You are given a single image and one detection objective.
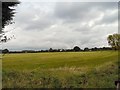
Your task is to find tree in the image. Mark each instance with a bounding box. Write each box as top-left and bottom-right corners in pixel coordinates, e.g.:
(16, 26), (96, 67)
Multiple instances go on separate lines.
(107, 33), (120, 50)
(73, 46), (81, 52)
(2, 49), (9, 54)
(84, 47), (89, 51)
(49, 48), (53, 52)
(0, 1), (20, 42)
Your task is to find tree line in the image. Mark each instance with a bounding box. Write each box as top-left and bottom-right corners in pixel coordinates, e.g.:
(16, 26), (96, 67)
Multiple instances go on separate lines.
(1, 46), (113, 54)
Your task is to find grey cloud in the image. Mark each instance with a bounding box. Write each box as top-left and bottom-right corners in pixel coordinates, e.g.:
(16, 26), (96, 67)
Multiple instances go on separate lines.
(95, 10), (118, 25)
(75, 26), (91, 34)
(3, 2), (118, 50)
(25, 17), (55, 31)
(14, 2), (56, 31)
(54, 2), (117, 23)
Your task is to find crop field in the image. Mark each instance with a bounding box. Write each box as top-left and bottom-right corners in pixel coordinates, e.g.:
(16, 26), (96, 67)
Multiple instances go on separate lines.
(2, 51), (118, 88)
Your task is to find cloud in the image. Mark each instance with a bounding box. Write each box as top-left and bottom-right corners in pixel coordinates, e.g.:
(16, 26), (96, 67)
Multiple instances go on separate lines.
(13, 2), (56, 31)
(3, 2), (118, 50)
(54, 2), (117, 23)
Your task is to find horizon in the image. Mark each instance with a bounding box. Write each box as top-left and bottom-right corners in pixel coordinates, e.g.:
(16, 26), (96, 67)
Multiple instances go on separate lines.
(1, 46), (112, 51)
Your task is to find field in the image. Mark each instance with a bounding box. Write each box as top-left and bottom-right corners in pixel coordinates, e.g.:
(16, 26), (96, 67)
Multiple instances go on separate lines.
(2, 51), (118, 88)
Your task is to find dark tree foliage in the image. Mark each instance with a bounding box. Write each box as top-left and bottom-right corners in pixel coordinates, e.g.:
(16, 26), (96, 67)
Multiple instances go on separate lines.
(2, 1), (19, 30)
(84, 47), (89, 51)
(49, 48), (53, 52)
(73, 46), (81, 52)
(0, 1), (19, 42)
(2, 48), (9, 54)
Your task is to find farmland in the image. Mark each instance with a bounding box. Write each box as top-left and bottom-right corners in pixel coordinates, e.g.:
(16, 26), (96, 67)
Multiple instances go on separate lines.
(2, 51), (118, 88)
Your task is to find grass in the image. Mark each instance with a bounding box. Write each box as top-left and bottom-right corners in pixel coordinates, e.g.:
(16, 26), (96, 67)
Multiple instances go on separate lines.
(2, 51), (118, 88)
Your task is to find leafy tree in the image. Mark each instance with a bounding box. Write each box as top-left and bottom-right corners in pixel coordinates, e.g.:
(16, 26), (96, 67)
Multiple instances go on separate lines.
(84, 47), (89, 51)
(107, 33), (120, 50)
(49, 48), (53, 52)
(2, 49), (9, 54)
(0, 1), (19, 42)
(73, 46), (81, 52)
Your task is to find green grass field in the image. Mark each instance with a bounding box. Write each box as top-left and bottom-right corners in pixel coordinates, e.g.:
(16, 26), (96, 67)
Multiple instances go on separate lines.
(2, 51), (118, 88)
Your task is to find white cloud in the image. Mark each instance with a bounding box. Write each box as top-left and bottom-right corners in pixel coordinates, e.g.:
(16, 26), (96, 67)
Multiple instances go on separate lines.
(3, 2), (118, 50)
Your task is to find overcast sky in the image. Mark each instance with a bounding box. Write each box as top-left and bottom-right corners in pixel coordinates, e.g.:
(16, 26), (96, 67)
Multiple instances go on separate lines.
(3, 1), (118, 50)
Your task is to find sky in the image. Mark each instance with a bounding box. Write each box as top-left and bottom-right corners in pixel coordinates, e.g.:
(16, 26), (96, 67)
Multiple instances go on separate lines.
(3, 1), (118, 51)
